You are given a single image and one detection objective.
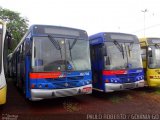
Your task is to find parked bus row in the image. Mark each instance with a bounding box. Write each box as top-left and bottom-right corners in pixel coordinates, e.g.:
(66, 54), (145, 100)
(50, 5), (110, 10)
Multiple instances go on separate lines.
(2, 23), (160, 103)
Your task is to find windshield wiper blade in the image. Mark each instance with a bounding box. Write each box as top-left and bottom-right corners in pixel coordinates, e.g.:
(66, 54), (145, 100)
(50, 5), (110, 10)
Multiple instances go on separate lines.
(113, 40), (122, 52)
(155, 44), (160, 48)
(113, 40), (125, 59)
(48, 34), (61, 50)
(69, 39), (77, 50)
(68, 40), (76, 70)
(48, 34), (62, 58)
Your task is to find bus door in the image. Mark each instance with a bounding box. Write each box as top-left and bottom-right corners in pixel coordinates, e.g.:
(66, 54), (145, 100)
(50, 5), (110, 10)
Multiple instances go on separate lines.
(16, 44), (25, 89)
(141, 46), (147, 81)
(16, 48), (20, 87)
(20, 43), (26, 92)
(91, 44), (103, 90)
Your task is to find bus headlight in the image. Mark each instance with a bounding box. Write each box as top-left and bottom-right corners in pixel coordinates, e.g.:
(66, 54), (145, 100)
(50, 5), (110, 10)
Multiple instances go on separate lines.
(38, 84), (42, 88)
(110, 78), (120, 83)
(136, 76), (144, 81)
(86, 81), (89, 84)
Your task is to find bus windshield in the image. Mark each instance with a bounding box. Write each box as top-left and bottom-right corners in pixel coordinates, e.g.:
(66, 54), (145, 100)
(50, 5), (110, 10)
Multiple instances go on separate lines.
(104, 42), (142, 70)
(148, 45), (160, 68)
(32, 36), (91, 72)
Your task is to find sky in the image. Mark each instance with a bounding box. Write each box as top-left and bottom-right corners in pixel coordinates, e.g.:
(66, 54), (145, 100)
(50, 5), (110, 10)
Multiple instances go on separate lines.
(1, 0), (160, 37)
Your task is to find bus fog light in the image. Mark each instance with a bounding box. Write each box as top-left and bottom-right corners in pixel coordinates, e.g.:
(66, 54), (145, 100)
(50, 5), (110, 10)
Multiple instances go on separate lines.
(45, 84), (48, 88)
(105, 79), (109, 83)
(149, 76), (154, 79)
(31, 84), (35, 89)
(38, 84), (42, 88)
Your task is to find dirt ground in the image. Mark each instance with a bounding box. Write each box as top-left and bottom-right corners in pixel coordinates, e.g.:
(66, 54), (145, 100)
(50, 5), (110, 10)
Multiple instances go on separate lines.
(0, 79), (160, 120)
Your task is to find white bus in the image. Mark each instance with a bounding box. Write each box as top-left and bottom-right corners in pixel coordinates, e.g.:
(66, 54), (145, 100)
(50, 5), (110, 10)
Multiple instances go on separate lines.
(0, 20), (11, 105)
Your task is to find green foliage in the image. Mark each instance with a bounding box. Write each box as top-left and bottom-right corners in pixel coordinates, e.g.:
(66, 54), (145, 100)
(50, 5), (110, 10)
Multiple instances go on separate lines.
(0, 6), (29, 51)
(154, 88), (160, 95)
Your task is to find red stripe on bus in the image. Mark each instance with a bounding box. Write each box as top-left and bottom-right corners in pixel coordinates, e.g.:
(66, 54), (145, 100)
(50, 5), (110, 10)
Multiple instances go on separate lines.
(103, 70), (127, 75)
(30, 72), (62, 79)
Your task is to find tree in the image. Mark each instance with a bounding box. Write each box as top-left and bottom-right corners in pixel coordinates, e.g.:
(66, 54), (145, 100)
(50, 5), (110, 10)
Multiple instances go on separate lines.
(0, 6), (29, 50)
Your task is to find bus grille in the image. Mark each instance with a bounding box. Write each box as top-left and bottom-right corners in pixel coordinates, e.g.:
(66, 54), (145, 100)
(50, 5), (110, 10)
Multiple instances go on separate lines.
(68, 76), (84, 80)
(53, 81), (78, 89)
(116, 73), (139, 83)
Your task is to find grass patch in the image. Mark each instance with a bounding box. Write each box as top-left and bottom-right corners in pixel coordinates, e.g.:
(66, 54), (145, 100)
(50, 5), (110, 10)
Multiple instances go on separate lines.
(109, 96), (125, 103)
(126, 94), (133, 100)
(110, 94), (133, 104)
(154, 88), (160, 95)
(140, 91), (147, 96)
(63, 101), (81, 112)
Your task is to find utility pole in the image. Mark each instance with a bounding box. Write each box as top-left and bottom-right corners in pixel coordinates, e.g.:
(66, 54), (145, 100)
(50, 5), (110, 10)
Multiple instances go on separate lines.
(141, 9), (148, 37)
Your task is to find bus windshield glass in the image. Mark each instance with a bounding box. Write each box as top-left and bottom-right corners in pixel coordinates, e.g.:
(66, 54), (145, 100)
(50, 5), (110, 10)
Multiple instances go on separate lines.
(32, 36), (91, 72)
(148, 45), (160, 68)
(104, 42), (142, 70)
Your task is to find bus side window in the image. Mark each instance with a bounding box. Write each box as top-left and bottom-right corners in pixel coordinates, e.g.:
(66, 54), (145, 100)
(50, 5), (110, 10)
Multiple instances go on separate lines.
(148, 47), (154, 68)
(20, 44), (23, 61)
(25, 38), (31, 55)
(23, 42), (26, 58)
(90, 46), (95, 61)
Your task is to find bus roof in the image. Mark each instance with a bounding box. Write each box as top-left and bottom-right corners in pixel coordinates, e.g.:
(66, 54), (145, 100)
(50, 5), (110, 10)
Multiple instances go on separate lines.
(29, 24), (87, 34)
(139, 37), (160, 46)
(89, 32), (138, 45)
(12, 24), (88, 55)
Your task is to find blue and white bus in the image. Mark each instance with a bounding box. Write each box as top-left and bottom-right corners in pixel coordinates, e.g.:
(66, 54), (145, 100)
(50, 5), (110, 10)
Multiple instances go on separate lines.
(11, 25), (92, 101)
(89, 32), (144, 92)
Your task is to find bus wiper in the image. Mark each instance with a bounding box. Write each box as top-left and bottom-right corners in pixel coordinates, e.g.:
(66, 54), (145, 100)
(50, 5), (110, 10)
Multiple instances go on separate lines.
(48, 35), (62, 58)
(128, 42), (134, 57)
(68, 39), (77, 60)
(68, 41), (73, 60)
(68, 40), (76, 69)
(69, 39), (77, 50)
(48, 35), (61, 50)
(155, 44), (160, 49)
(113, 40), (125, 59)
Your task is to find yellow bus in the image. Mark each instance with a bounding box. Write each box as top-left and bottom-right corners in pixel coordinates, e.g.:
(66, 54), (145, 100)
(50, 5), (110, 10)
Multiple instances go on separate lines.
(139, 38), (160, 87)
(0, 20), (11, 105)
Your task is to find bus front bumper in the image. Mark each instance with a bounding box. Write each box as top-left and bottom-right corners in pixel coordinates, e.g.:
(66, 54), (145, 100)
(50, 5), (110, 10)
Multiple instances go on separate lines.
(30, 84), (92, 101)
(0, 85), (7, 105)
(105, 80), (145, 92)
(147, 79), (160, 87)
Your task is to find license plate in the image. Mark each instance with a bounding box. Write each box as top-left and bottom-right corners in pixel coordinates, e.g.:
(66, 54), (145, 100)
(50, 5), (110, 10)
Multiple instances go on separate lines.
(123, 83), (135, 89)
